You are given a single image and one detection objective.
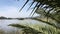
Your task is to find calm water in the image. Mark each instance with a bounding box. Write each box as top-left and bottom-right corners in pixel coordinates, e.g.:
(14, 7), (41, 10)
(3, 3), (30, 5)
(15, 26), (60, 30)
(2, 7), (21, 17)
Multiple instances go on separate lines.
(0, 19), (39, 34)
(0, 19), (21, 34)
(0, 19), (45, 34)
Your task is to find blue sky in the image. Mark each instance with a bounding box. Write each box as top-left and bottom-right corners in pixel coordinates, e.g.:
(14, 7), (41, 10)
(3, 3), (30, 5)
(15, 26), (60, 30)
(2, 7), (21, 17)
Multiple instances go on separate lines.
(0, 0), (38, 18)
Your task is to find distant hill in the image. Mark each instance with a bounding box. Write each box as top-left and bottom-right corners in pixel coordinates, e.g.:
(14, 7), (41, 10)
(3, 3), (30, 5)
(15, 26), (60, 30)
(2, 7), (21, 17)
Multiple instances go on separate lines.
(0, 16), (31, 20)
(0, 16), (24, 20)
(0, 16), (7, 19)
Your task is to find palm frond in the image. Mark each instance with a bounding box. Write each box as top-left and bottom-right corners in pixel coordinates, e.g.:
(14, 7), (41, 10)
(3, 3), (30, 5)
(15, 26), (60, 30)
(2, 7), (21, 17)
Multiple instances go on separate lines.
(19, 0), (29, 12)
(29, 2), (39, 16)
(8, 24), (43, 34)
(26, 1), (35, 11)
(31, 3), (41, 16)
(8, 24), (27, 28)
(30, 18), (60, 29)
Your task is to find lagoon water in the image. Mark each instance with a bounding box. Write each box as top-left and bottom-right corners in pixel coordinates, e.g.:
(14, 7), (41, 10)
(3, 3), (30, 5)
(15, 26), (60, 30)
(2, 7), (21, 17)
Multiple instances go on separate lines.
(0, 19), (39, 34)
(0, 19), (45, 34)
(0, 19), (21, 34)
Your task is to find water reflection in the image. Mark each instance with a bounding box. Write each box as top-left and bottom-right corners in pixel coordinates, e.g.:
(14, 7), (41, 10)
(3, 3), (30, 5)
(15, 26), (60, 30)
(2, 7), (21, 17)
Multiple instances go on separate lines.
(0, 19), (21, 34)
(0, 19), (45, 34)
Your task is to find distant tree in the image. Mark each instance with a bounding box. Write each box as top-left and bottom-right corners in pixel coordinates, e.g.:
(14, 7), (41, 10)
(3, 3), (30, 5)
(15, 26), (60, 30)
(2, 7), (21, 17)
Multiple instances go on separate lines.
(0, 16), (7, 19)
